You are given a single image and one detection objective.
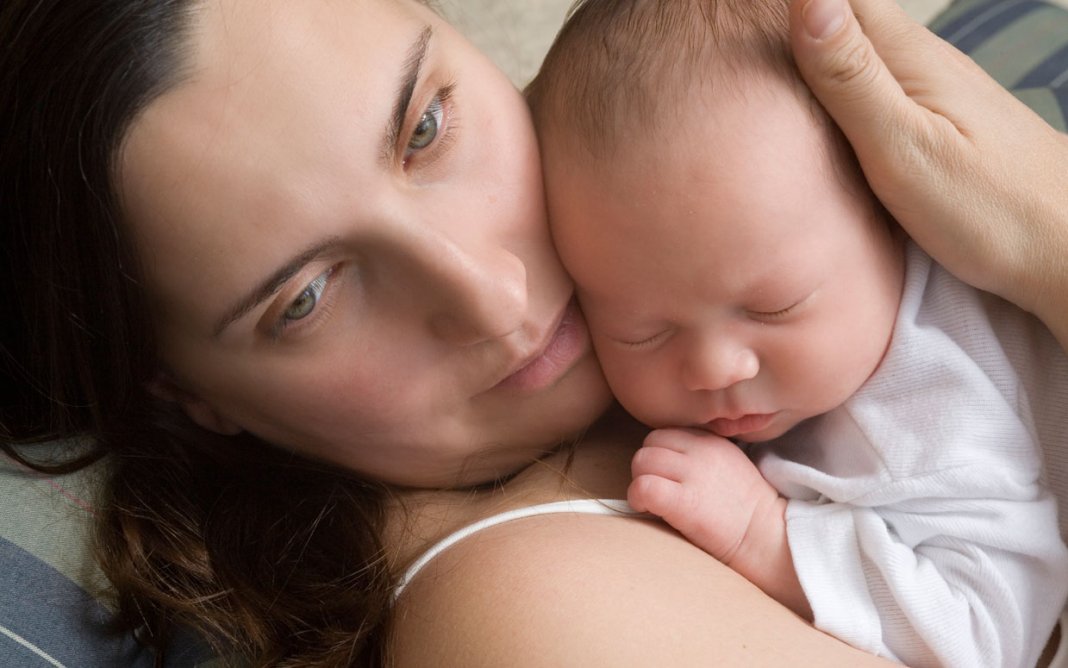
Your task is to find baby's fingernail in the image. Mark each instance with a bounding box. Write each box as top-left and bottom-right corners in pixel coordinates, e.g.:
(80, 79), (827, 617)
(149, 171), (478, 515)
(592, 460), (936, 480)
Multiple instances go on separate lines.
(802, 0), (846, 40)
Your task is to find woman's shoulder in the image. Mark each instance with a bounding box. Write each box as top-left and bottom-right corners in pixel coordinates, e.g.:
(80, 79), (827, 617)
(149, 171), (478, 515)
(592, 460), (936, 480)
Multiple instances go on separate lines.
(389, 506), (896, 667)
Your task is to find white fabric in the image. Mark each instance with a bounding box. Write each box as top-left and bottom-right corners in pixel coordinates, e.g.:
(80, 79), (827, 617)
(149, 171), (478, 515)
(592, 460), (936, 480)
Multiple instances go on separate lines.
(752, 241), (1068, 668)
(393, 498), (638, 601)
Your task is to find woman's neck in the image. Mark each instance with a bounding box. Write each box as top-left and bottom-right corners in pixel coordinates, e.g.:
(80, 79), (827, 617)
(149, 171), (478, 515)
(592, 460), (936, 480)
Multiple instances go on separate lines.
(384, 405), (647, 568)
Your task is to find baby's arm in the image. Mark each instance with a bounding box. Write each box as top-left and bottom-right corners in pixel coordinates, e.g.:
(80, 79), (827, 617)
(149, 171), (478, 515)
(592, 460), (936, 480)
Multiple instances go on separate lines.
(767, 465), (1068, 668)
(627, 428), (812, 619)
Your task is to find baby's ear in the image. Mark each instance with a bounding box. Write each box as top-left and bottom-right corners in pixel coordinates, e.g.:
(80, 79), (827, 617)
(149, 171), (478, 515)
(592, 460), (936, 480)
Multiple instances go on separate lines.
(147, 373), (243, 436)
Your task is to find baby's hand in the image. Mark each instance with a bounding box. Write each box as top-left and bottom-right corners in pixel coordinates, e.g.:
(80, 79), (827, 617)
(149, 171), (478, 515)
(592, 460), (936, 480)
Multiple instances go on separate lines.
(628, 428), (781, 566)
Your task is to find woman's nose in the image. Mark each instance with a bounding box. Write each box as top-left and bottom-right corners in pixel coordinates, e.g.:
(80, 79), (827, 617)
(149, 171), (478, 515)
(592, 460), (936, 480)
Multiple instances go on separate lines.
(422, 238), (528, 346)
(680, 337), (759, 392)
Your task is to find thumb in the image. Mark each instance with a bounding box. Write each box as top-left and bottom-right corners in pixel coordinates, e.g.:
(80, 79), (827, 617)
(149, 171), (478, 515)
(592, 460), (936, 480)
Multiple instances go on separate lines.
(788, 0), (925, 162)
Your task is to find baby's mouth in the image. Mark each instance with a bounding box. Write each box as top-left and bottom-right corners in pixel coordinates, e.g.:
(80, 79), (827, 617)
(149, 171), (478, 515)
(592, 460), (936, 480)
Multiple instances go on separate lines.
(704, 412), (777, 438)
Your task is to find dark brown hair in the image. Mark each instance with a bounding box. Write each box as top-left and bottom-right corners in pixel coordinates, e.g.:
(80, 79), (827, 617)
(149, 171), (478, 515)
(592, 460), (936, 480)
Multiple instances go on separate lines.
(1, 1), (396, 664)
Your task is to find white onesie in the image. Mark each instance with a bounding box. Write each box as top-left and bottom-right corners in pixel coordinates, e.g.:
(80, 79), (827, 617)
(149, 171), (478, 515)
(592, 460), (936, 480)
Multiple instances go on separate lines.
(752, 242), (1068, 668)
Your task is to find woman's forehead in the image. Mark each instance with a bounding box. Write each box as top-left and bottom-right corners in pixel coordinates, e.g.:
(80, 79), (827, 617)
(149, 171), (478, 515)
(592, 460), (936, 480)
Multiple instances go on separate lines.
(122, 0), (433, 191)
(191, 0), (423, 80)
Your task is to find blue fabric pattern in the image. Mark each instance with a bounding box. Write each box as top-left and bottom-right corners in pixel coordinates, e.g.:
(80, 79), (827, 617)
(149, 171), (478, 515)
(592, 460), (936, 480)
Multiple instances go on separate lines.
(932, 0), (1068, 130)
(1, 538), (151, 667)
(935, 0), (1048, 54)
(1016, 42), (1068, 89)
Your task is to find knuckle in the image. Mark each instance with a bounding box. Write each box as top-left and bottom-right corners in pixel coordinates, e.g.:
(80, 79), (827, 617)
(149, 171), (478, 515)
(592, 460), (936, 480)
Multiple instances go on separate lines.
(626, 478), (649, 511)
(643, 428), (679, 450)
(641, 429), (666, 449)
(631, 446), (653, 473)
(825, 36), (883, 93)
(694, 444), (723, 467)
(629, 475), (665, 511)
(632, 445), (671, 476)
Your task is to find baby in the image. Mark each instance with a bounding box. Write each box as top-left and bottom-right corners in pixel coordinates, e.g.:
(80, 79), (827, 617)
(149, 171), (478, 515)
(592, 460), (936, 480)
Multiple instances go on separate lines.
(527, 0), (1068, 666)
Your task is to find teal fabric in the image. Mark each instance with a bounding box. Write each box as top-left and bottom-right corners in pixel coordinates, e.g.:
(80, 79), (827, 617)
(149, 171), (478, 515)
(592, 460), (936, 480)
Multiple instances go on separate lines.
(2, 537), (159, 667)
(929, 0), (1068, 131)
(0, 449), (214, 667)
(2, 1), (1066, 665)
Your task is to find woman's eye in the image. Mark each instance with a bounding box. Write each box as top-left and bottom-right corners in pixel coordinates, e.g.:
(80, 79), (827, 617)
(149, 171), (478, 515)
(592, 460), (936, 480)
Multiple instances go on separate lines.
(408, 97), (444, 152)
(401, 84), (456, 167)
(283, 269), (331, 323)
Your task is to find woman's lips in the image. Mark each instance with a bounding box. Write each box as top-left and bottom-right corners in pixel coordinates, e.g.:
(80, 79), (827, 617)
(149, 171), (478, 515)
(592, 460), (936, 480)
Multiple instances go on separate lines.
(706, 412), (776, 438)
(493, 300), (588, 392)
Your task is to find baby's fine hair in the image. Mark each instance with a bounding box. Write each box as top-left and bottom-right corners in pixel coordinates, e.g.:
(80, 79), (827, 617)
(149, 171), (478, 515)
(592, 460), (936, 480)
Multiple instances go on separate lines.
(527, 0), (804, 158)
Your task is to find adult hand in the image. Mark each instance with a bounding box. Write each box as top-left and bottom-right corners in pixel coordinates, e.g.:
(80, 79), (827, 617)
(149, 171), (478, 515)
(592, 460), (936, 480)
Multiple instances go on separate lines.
(789, 0), (1068, 351)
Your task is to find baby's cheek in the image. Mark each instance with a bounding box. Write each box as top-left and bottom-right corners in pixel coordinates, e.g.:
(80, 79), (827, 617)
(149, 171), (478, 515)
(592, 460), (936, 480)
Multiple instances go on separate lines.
(600, 354), (671, 425)
(589, 343), (629, 392)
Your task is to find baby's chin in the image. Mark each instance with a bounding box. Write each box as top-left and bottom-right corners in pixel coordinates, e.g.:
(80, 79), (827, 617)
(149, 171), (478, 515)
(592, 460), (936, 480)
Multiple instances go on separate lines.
(731, 424), (792, 444)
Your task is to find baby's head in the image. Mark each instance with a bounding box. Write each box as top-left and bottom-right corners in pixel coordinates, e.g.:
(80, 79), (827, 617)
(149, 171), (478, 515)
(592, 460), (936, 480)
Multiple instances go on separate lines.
(528, 0), (904, 441)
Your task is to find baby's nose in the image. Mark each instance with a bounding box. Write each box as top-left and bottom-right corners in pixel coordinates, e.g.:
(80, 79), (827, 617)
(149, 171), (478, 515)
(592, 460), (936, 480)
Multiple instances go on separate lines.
(680, 340), (759, 392)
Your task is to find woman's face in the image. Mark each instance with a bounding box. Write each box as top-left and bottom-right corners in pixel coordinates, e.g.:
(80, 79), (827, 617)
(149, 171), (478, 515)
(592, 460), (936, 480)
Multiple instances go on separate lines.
(119, 0), (610, 487)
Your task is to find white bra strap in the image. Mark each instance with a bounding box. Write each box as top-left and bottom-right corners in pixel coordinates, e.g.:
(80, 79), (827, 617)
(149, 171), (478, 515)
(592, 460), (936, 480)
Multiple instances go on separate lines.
(393, 498), (639, 601)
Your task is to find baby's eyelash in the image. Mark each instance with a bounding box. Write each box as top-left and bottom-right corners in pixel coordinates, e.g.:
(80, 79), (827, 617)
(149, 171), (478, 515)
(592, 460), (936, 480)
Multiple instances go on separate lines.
(751, 305), (796, 318)
(749, 295), (810, 320)
(618, 330), (669, 349)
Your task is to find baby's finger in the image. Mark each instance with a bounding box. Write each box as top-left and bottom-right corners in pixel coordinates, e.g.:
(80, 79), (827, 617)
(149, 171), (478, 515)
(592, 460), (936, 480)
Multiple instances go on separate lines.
(629, 475), (730, 558)
(642, 427), (727, 454)
(631, 442), (692, 483)
(627, 474), (684, 517)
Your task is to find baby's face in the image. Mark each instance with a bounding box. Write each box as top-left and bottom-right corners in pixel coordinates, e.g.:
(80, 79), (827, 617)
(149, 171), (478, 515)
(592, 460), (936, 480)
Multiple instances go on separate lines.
(545, 78), (904, 441)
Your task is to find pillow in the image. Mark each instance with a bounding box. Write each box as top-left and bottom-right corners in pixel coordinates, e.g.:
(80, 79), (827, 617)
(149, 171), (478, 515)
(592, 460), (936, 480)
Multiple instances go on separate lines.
(3, 1), (1066, 665)
(0, 446), (213, 666)
(929, 0), (1068, 131)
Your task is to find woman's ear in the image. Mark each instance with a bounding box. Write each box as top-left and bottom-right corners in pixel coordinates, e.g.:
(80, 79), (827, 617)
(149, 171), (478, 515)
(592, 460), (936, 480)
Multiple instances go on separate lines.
(147, 373), (243, 436)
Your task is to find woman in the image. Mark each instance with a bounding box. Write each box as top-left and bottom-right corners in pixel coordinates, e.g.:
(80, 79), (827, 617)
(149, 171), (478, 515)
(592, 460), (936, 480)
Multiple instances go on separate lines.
(1, 0), (1065, 666)
(0, 0), (894, 663)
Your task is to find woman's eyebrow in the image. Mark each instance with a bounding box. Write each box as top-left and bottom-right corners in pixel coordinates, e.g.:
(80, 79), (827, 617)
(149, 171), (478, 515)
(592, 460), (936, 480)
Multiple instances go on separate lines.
(213, 237), (342, 338)
(381, 25), (434, 165)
